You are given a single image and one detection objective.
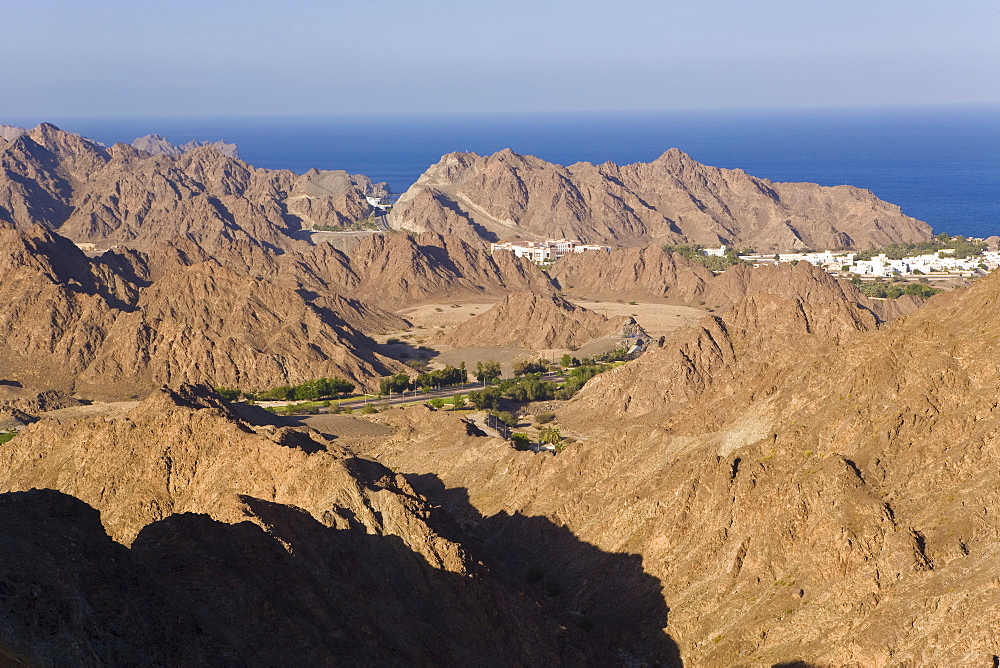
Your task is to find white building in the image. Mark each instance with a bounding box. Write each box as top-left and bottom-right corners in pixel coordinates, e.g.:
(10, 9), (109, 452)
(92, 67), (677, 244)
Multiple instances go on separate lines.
(491, 238), (611, 263)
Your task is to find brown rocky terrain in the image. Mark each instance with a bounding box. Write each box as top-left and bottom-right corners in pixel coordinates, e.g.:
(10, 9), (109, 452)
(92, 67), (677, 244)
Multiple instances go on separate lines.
(550, 246), (922, 322)
(549, 245), (715, 303)
(348, 265), (1000, 665)
(0, 123), (384, 255)
(0, 385), (606, 665)
(442, 290), (645, 350)
(3, 119), (991, 665)
(390, 148), (932, 250)
(0, 222), (405, 397)
(131, 133), (240, 159)
(346, 232), (555, 308)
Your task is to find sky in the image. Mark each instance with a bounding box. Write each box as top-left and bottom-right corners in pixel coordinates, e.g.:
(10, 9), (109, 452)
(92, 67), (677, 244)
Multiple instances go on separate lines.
(2, 0), (998, 117)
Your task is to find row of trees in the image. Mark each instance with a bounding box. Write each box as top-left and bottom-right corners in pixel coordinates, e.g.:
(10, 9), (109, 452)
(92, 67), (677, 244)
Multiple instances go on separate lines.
(850, 276), (944, 300)
(380, 364), (469, 395)
(215, 376), (355, 402)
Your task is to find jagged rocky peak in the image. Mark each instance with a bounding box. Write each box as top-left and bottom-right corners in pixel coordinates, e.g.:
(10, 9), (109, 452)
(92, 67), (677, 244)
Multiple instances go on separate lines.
(131, 133), (239, 159)
(0, 124), (26, 141)
(391, 147), (932, 250)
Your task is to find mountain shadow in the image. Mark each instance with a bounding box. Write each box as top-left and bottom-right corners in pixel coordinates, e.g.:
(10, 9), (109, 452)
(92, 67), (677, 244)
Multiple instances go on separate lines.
(401, 471), (683, 667)
(0, 488), (610, 666)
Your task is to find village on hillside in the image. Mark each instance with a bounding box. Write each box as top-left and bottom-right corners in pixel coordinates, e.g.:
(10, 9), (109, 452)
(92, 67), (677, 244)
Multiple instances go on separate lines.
(491, 235), (1000, 281)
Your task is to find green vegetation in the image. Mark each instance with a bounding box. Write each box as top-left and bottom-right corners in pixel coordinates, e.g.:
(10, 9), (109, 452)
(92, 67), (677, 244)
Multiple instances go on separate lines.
(534, 412), (556, 424)
(855, 280), (944, 300)
(510, 432), (533, 451)
(313, 216), (380, 232)
(216, 377), (354, 402)
(415, 364), (467, 390)
(427, 397), (447, 409)
(556, 364), (613, 399)
(538, 425), (561, 446)
(475, 360), (502, 383)
(513, 359), (548, 376)
(560, 353), (578, 367)
(662, 244), (748, 271)
(854, 233), (987, 261)
(213, 386), (241, 401)
(379, 373), (412, 395)
(0, 433), (15, 445)
(487, 410), (518, 427)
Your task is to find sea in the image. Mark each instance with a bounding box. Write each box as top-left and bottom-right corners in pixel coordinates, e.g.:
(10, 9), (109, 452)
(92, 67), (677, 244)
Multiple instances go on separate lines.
(18, 106), (999, 239)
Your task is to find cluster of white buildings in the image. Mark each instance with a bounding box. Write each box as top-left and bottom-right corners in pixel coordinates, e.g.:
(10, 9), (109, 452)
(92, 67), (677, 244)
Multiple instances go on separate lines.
(490, 238), (612, 263)
(734, 247), (1000, 278)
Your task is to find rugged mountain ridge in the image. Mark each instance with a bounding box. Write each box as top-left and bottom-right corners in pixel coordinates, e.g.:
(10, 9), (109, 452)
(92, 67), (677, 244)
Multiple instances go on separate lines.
(131, 133), (240, 159)
(442, 290), (645, 350)
(348, 265), (1000, 665)
(390, 148), (932, 250)
(0, 222), (405, 397)
(0, 385), (605, 665)
(549, 245), (715, 302)
(0, 123), (385, 253)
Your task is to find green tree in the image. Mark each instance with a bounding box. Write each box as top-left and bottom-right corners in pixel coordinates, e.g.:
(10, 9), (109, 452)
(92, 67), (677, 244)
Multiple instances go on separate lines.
(509, 433), (533, 451)
(214, 387), (241, 401)
(475, 360), (502, 383)
(538, 425), (562, 446)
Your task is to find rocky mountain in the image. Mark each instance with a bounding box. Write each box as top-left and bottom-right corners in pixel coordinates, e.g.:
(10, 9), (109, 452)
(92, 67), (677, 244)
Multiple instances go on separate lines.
(549, 245), (715, 303)
(390, 148), (932, 250)
(348, 265), (1000, 665)
(0, 385), (604, 665)
(0, 124), (25, 141)
(0, 222), (405, 397)
(346, 232), (556, 308)
(131, 133), (239, 159)
(0, 123), (384, 254)
(442, 291), (645, 350)
(549, 245), (922, 323)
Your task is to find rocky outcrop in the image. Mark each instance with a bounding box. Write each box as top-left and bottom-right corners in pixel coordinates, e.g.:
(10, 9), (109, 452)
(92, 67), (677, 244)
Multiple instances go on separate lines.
(390, 148), (932, 250)
(347, 233), (556, 308)
(549, 245), (714, 302)
(0, 124), (25, 141)
(75, 261), (405, 398)
(443, 291), (645, 350)
(0, 386), (604, 665)
(0, 223), (405, 397)
(132, 133), (239, 159)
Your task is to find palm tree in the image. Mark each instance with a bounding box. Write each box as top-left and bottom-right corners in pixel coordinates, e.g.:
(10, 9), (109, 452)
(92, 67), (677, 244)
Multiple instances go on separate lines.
(538, 425), (561, 447)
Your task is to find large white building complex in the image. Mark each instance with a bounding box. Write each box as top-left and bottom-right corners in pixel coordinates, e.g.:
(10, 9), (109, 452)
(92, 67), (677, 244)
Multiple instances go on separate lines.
(490, 238), (612, 263)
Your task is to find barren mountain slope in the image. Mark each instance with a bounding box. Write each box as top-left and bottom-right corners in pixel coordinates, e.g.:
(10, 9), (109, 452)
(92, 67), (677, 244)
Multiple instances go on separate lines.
(0, 224), (406, 398)
(549, 245), (715, 302)
(442, 290), (645, 350)
(347, 232), (556, 308)
(351, 268), (1000, 665)
(0, 124), (384, 253)
(75, 261), (406, 398)
(390, 148), (932, 250)
(0, 386), (603, 665)
(698, 260), (923, 321)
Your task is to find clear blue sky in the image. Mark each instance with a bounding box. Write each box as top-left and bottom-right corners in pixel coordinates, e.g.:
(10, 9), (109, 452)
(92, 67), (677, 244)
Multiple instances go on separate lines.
(2, 0), (997, 117)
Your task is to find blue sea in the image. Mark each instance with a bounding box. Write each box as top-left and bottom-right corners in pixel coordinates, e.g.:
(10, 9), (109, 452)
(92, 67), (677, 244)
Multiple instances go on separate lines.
(17, 106), (999, 238)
